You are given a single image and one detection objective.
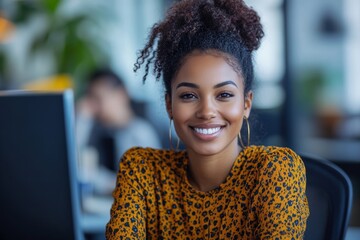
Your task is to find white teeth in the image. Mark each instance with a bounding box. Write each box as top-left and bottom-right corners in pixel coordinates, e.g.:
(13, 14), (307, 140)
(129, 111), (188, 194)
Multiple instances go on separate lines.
(194, 127), (221, 135)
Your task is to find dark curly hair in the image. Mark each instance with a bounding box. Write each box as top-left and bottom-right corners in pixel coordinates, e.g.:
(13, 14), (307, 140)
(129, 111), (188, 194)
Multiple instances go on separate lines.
(134, 0), (264, 95)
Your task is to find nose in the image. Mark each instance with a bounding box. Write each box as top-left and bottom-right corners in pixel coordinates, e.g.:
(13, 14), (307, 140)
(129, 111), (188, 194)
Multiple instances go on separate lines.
(195, 97), (216, 120)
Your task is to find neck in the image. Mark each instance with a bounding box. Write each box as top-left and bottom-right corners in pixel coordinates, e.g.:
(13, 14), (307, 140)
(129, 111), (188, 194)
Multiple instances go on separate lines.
(187, 142), (241, 192)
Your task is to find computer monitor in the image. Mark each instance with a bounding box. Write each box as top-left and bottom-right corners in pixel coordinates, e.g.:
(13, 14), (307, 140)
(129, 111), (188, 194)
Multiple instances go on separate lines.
(0, 90), (83, 240)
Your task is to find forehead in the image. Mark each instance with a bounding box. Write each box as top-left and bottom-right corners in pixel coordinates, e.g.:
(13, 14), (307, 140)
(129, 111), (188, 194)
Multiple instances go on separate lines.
(173, 53), (244, 88)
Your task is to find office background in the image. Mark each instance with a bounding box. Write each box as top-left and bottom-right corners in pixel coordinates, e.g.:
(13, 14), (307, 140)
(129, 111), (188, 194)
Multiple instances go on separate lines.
(1, 0), (359, 239)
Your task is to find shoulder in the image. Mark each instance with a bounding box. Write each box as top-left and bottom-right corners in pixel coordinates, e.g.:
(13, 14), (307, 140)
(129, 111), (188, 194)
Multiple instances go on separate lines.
(244, 145), (305, 178)
(120, 147), (172, 167)
(245, 145), (303, 164)
(119, 147), (185, 180)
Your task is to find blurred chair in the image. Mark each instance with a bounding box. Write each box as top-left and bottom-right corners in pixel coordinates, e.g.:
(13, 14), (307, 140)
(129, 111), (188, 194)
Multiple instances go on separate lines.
(301, 154), (353, 240)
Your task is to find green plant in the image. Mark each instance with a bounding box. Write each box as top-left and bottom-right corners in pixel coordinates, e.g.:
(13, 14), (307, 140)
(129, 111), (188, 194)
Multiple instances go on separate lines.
(0, 0), (109, 93)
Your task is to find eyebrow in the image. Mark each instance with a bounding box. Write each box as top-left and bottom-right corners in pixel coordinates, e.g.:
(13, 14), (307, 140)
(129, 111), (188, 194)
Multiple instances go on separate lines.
(176, 80), (238, 90)
(176, 82), (199, 89)
(214, 80), (238, 89)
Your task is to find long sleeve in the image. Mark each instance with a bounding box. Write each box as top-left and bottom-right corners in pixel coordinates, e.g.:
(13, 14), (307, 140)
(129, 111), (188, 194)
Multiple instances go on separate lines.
(106, 149), (147, 239)
(252, 147), (309, 239)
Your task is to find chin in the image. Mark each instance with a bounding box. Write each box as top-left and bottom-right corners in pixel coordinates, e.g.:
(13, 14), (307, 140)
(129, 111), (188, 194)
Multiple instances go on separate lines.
(185, 142), (229, 156)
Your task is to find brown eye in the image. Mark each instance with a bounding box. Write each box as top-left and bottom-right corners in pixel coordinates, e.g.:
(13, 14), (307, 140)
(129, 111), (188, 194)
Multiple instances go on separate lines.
(217, 92), (234, 99)
(180, 93), (197, 100)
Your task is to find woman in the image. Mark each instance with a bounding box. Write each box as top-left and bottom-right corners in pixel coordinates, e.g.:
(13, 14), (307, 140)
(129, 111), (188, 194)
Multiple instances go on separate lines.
(106, 0), (309, 239)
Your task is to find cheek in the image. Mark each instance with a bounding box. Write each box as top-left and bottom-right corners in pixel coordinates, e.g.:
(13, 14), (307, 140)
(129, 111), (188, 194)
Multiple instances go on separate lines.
(219, 95), (245, 119)
(223, 104), (244, 136)
(224, 103), (244, 121)
(171, 100), (193, 124)
(170, 100), (196, 141)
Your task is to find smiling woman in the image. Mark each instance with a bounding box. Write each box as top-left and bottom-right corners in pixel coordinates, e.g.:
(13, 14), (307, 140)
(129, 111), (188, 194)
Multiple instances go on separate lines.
(168, 53), (249, 161)
(106, 0), (309, 239)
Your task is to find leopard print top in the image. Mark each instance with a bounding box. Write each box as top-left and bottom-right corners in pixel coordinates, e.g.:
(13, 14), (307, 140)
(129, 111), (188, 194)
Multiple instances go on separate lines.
(106, 145), (309, 239)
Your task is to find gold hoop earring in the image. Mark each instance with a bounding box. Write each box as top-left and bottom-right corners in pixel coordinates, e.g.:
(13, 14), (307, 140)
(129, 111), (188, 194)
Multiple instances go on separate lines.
(238, 116), (250, 148)
(169, 119), (180, 151)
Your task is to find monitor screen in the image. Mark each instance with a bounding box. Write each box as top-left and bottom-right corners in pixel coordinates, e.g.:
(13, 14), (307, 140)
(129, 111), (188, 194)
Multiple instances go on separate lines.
(0, 90), (83, 240)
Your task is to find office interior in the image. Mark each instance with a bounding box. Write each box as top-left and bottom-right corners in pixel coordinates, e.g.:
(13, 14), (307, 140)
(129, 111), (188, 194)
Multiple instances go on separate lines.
(0, 0), (359, 239)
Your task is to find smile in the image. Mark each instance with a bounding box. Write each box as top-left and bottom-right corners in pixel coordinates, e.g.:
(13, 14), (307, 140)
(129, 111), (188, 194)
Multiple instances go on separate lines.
(193, 127), (221, 135)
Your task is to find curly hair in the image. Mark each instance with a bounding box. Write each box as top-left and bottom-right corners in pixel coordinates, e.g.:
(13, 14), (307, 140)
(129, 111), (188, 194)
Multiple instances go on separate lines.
(134, 0), (264, 95)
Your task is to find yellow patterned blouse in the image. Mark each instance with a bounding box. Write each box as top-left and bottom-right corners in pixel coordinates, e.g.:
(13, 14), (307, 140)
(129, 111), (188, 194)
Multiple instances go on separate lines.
(106, 146), (309, 239)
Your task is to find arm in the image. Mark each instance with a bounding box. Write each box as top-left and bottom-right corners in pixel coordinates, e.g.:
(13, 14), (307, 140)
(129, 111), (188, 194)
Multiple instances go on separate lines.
(106, 149), (147, 239)
(253, 147), (309, 239)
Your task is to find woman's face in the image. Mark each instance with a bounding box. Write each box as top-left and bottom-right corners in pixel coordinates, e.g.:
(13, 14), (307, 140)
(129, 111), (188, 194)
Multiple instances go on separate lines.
(166, 53), (253, 156)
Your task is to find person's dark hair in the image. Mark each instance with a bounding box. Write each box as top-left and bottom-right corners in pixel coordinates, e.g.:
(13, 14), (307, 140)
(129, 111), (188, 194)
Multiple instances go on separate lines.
(134, 0), (264, 95)
(87, 68), (125, 90)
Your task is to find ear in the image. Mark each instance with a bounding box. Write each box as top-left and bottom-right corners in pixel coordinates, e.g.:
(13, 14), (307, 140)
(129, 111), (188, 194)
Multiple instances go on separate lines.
(244, 91), (253, 118)
(165, 93), (172, 119)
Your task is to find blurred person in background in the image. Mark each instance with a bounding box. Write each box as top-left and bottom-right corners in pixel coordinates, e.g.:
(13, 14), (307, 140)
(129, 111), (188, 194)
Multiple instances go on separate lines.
(76, 68), (161, 197)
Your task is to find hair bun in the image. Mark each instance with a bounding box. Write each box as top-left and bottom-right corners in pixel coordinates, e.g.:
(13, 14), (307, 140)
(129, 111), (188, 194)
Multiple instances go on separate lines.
(165, 0), (264, 51)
